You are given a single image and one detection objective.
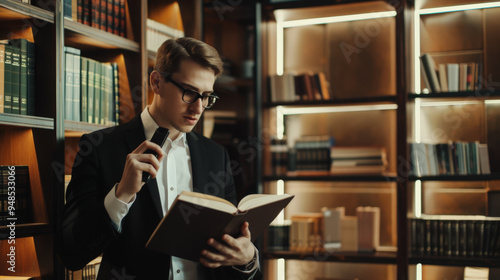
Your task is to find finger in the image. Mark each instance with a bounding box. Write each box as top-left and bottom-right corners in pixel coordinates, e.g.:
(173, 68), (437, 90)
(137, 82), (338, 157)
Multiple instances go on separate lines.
(241, 222), (251, 240)
(133, 140), (165, 157)
(199, 256), (222, 268)
(207, 238), (235, 258)
(135, 153), (162, 173)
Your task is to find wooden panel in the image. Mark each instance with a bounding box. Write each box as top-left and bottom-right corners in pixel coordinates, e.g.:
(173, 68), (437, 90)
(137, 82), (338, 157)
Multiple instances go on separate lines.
(328, 17), (396, 98)
(0, 127), (48, 224)
(419, 102), (486, 143)
(484, 8), (500, 89)
(283, 24), (327, 75)
(0, 237), (40, 276)
(420, 9), (483, 53)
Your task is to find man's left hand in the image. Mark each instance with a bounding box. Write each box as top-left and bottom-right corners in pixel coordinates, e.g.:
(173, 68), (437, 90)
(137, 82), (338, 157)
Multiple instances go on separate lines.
(200, 221), (255, 268)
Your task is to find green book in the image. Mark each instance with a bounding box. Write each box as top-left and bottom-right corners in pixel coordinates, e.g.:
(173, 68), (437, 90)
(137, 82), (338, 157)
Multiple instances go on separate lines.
(72, 49), (81, 122)
(10, 39), (28, 115)
(26, 40), (35, 116)
(87, 58), (95, 123)
(10, 45), (20, 114)
(81, 57), (88, 123)
(112, 62), (119, 124)
(3, 45), (12, 114)
(93, 60), (101, 124)
(99, 63), (106, 125)
(0, 44), (5, 113)
(105, 63), (113, 125)
(64, 51), (73, 121)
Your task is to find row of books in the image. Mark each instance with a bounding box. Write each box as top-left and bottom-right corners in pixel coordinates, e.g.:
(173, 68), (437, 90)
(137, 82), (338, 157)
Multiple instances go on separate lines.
(270, 136), (387, 176)
(409, 142), (490, 177)
(0, 166), (32, 226)
(64, 47), (120, 125)
(268, 72), (331, 103)
(268, 206), (381, 253)
(421, 53), (482, 93)
(0, 39), (35, 116)
(65, 256), (101, 280)
(65, 0), (126, 37)
(410, 215), (500, 258)
(146, 18), (184, 53)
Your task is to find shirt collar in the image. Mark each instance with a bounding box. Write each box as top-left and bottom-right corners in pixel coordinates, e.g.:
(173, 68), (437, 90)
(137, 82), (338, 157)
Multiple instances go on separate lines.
(140, 107), (187, 149)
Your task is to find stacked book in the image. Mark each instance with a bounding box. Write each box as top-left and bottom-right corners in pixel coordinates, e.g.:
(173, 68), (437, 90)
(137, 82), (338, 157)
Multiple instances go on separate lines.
(420, 53), (481, 93)
(268, 72), (331, 103)
(64, 46), (120, 125)
(269, 137), (288, 176)
(287, 135), (335, 175)
(267, 222), (291, 251)
(65, 0), (126, 37)
(0, 166), (32, 226)
(411, 215), (500, 258)
(410, 142), (490, 176)
(0, 39), (35, 116)
(330, 146), (387, 175)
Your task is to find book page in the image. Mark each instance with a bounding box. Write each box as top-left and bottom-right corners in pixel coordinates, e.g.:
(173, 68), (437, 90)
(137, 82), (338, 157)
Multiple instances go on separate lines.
(238, 194), (293, 211)
(179, 191), (237, 213)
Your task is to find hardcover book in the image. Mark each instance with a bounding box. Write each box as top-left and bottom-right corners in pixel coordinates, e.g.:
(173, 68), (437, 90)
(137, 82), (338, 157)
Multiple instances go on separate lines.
(146, 191), (294, 261)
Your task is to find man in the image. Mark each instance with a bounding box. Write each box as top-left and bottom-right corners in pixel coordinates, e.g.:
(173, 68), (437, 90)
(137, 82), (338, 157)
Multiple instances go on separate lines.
(58, 37), (261, 279)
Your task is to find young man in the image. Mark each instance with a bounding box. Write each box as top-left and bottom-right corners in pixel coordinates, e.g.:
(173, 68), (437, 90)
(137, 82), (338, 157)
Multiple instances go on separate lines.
(58, 38), (261, 279)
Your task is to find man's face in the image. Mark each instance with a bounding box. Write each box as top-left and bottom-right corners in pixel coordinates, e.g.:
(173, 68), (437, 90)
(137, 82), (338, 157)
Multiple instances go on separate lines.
(150, 59), (216, 139)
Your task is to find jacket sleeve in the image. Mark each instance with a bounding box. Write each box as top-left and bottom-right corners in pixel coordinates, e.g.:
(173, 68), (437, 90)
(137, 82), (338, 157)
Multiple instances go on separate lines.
(56, 133), (119, 271)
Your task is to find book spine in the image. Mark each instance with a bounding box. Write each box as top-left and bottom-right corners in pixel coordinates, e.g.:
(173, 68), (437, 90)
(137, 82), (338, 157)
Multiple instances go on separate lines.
(64, 50), (74, 121)
(112, 0), (120, 35)
(83, 0), (91, 26)
(73, 52), (81, 122)
(0, 44), (4, 113)
(64, 0), (72, 19)
(93, 60), (101, 124)
(3, 45), (12, 114)
(106, 0), (113, 33)
(119, 0), (125, 37)
(10, 45), (20, 114)
(112, 62), (119, 124)
(91, 0), (100, 29)
(81, 57), (88, 122)
(12, 40), (28, 115)
(99, 63), (106, 125)
(99, 0), (107, 31)
(77, 0), (83, 23)
(87, 59), (95, 123)
(26, 41), (35, 116)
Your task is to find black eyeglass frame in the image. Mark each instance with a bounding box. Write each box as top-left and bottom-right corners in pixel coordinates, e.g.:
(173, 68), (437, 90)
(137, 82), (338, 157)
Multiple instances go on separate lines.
(163, 75), (219, 109)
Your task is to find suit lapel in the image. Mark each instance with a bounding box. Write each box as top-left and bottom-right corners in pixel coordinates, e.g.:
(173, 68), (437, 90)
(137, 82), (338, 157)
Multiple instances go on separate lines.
(187, 132), (206, 194)
(125, 115), (163, 219)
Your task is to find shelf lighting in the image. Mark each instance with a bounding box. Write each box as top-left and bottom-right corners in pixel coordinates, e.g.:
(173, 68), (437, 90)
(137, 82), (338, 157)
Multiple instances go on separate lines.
(418, 2), (500, 15)
(276, 180), (285, 224)
(276, 11), (397, 75)
(278, 258), (286, 280)
(414, 180), (421, 218)
(280, 104), (397, 115)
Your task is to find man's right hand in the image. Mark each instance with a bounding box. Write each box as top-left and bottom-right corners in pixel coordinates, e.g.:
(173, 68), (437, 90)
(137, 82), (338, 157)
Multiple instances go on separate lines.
(116, 140), (165, 203)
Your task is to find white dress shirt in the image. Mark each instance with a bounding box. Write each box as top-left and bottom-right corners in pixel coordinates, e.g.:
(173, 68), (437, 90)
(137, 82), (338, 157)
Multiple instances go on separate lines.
(104, 107), (257, 279)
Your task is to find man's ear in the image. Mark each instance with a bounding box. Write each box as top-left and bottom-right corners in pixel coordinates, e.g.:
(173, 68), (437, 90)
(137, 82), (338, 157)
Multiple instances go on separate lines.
(150, 70), (161, 93)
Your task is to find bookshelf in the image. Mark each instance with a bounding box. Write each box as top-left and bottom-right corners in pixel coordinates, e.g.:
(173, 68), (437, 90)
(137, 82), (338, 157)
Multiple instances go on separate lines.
(258, 0), (500, 279)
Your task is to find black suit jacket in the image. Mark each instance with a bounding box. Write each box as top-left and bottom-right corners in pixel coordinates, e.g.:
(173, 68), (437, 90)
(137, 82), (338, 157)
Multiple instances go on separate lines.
(58, 115), (261, 280)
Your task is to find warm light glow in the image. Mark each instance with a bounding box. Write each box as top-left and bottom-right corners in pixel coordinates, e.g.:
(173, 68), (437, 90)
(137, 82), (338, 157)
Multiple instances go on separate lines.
(276, 180), (285, 224)
(485, 99), (500, 105)
(416, 263), (423, 280)
(415, 180), (421, 218)
(415, 98), (421, 143)
(276, 11), (396, 76)
(281, 104), (397, 115)
(280, 11), (397, 28)
(419, 100), (483, 107)
(418, 2), (500, 15)
(413, 8), (421, 94)
(277, 106), (284, 139)
(278, 258), (286, 280)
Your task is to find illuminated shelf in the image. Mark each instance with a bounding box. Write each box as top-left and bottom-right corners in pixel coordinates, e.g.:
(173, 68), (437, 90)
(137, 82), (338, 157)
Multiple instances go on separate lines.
(410, 256), (500, 267)
(265, 250), (398, 264)
(0, 0), (53, 22)
(264, 173), (398, 182)
(409, 173), (500, 182)
(409, 90), (500, 100)
(264, 95), (397, 108)
(0, 113), (54, 129)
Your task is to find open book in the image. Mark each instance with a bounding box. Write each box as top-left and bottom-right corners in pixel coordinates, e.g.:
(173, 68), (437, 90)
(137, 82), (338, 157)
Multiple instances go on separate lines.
(146, 191), (294, 261)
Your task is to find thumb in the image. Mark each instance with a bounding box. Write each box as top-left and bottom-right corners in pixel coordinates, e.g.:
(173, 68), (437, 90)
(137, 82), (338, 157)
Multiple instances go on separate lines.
(241, 222), (251, 239)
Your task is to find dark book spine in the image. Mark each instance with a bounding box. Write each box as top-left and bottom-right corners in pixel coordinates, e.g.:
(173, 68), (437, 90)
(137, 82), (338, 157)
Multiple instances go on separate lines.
(77, 0), (83, 23)
(112, 0), (120, 35)
(0, 44), (5, 114)
(91, 0), (100, 28)
(26, 41), (35, 116)
(119, 0), (125, 37)
(87, 59), (95, 123)
(10, 45), (20, 114)
(106, 0), (113, 33)
(3, 45), (12, 114)
(99, 0), (107, 31)
(93, 61), (101, 124)
(11, 39), (28, 115)
(82, 0), (90, 26)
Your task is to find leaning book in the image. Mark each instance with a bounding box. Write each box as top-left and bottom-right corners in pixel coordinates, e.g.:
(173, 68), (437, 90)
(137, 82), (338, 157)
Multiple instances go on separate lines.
(146, 191), (294, 261)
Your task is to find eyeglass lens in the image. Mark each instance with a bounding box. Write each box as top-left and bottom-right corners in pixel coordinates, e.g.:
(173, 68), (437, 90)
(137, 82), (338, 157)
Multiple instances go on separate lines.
(183, 90), (217, 108)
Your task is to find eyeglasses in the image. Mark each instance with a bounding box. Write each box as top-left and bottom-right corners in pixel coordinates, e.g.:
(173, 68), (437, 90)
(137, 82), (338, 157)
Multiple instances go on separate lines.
(165, 77), (219, 109)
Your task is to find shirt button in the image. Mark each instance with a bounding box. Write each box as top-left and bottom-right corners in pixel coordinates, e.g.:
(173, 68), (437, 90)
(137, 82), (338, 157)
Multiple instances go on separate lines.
(176, 269), (181, 274)
(170, 187), (174, 191)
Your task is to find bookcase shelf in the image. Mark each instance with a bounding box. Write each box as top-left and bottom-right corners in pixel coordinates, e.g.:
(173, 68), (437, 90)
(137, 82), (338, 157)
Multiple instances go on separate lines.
(64, 120), (114, 134)
(264, 174), (398, 182)
(409, 174), (500, 182)
(0, 114), (54, 130)
(0, 223), (51, 240)
(409, 256), (500, 268)
(264, 95), (398, 107)
(264, 250), (398, 264)
(0, 0), (53, 22)
(64, 20), (140, 52)
(409, 90), (500, 100)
